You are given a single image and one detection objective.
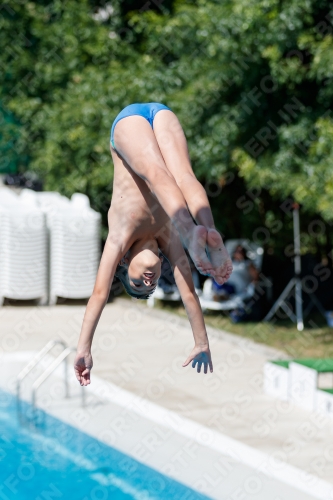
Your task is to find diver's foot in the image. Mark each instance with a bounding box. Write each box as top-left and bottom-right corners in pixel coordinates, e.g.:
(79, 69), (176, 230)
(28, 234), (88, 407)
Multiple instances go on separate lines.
(187, 225), (214, 276)
(206, 228), (233, 285)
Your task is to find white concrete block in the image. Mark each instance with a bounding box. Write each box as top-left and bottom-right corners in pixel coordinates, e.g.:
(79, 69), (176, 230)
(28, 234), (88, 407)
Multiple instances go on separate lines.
(263, 361), (290, 401)
(316, 389), (333, 416)
(290, 362), (317, 411)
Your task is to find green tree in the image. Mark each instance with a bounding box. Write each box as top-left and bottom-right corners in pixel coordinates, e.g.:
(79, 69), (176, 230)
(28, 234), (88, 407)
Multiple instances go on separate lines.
(130, 0), (333, 220)
(1, 0), (333, 252)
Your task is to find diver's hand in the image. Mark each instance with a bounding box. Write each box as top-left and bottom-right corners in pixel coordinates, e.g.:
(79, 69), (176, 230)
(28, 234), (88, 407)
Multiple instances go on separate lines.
(182, 344), (213, 374)
(74, 350), (93, 386)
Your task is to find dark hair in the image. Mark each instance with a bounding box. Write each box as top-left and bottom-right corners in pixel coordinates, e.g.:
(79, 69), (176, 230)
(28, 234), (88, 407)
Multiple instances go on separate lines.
(233, 245), (247, 259)
(115, 265), (156, 300)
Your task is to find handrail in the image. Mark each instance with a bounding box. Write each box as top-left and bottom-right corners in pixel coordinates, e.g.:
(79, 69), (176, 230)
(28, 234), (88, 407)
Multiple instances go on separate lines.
(16, 340), (67, 401)
(32, 348), (85, 409)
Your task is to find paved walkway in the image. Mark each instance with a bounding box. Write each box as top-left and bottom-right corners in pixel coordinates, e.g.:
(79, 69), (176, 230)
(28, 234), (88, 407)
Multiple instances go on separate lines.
(1, 298), (333, 498)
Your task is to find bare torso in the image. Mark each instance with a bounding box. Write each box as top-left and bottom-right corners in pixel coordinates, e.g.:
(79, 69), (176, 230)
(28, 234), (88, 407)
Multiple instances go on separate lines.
(108, 148), (170, 254)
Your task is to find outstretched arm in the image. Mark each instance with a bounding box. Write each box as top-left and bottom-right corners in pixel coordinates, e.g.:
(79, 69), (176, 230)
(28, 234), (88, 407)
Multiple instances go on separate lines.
(159, 229), (213, 374)
(74, 234), (123, 385)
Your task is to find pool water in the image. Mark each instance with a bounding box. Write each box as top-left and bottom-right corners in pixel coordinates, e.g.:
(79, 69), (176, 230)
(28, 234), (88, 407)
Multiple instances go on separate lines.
(0, 390), (210, 500)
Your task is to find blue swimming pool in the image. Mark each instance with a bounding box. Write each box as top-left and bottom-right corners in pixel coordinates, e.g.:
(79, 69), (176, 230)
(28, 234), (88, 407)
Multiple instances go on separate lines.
(0, 389), (210, 500)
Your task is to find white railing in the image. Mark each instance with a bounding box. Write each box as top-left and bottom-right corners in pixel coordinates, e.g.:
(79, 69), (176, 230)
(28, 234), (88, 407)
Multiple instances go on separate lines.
(16, 340), (85, 412)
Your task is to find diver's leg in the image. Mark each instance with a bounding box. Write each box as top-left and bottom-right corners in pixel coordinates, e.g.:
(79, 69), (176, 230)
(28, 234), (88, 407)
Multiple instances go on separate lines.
(153, 110), (232, 284)
(153, 110), (214, 228)
(112, 116), (213, 276)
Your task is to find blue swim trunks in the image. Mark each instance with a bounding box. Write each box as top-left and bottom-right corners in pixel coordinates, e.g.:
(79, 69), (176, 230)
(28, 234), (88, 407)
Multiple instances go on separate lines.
(110, 102), (171, 150)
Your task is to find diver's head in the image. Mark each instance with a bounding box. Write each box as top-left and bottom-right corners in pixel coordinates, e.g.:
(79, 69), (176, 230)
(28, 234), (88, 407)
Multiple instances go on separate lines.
(116, 238), (162, 299)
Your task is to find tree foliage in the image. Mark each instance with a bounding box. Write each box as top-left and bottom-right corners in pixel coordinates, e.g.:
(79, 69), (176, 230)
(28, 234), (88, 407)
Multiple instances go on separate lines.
(1, 0), (333, 249)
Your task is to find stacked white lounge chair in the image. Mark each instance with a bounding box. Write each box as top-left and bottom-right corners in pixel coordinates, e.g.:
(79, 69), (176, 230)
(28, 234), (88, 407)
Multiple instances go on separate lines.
(0, 188), (48, 305)
(0, 188), (100, 305)
(20, 190), (101, 305)
(47, 193), (101, 304)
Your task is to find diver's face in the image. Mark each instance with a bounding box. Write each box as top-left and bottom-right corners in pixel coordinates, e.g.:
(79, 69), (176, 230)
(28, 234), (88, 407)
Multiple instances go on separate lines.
(128, 249), (162, 292)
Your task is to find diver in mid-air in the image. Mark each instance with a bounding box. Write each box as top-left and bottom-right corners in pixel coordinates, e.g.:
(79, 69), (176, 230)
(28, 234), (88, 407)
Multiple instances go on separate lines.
(74, 103), (232, 385)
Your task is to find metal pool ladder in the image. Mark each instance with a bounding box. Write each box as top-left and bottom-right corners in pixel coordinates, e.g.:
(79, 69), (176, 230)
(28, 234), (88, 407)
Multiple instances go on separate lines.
(16, 340), (85, 410)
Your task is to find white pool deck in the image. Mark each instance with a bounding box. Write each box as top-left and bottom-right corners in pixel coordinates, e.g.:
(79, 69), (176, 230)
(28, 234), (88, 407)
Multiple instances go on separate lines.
(1, 298), (333, 500)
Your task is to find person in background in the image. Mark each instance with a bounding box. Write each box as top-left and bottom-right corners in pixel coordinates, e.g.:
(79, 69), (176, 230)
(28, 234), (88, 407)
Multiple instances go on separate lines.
(204, 244), (259, 302)
(228, 245), (259, 295)
(228, 245), (261, 322)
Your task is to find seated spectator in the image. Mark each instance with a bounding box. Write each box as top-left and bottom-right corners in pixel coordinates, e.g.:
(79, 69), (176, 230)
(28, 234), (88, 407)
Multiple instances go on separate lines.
(203, 245), (259, 302)
(228, 245), (259, 295)
(229, 245), (263, 322)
